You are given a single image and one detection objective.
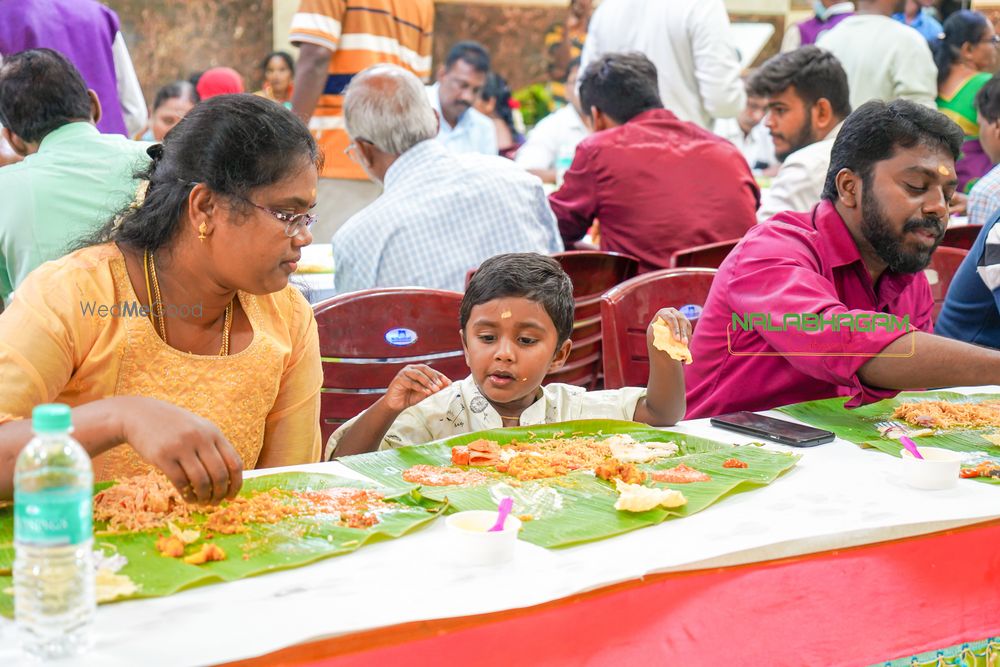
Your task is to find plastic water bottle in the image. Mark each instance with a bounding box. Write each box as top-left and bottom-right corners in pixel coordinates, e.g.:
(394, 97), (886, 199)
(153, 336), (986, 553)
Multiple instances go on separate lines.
(14, 404), (95, 658)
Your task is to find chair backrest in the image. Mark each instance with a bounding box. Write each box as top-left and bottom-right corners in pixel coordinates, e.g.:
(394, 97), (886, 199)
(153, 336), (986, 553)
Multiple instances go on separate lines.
(543, 250), (639, 389)
(314, 288), (467, 453)
(669, 239), (740, 269)
(600, 268), (718, 390)
(941, 224), (983, 251)
(925, 246), (968, 323)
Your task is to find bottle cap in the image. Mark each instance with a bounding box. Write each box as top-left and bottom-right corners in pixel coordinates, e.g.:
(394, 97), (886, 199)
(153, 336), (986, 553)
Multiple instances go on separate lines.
(32, 403), (72, 433)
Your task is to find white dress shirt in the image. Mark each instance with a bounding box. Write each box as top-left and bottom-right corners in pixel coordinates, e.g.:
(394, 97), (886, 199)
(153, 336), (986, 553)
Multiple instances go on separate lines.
(514, 105), (589, 172)
(426, 83), (498, 155)
(580, 0), (745, 128)
(817, 14), (937, 110)
(713, 117), (778, 173)
(332, 140), (562, 294)
(757, 121), (844, 223)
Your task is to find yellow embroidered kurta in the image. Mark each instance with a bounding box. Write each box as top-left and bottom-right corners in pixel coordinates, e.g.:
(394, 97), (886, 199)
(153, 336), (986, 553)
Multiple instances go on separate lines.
(0, 244), (322, 480)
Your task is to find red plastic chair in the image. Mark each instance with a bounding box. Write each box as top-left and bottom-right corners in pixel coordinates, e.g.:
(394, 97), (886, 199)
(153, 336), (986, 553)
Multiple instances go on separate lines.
(313, 288), (468, 456)
(940, 224), (983, 251)
(925, 247), (968, 323)
(669, 239), (740, 269)
(600, 268), (717, 390)
(543, 250), (640, 389)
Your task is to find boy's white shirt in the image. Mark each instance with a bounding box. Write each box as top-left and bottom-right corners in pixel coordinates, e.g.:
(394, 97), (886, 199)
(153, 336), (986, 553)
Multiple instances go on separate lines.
(326, 375), (647, 460)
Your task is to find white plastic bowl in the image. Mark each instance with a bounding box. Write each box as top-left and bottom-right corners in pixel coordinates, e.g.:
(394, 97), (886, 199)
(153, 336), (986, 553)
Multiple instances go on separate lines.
(900, 446), (963, 490)
(445, 510), (522, 566)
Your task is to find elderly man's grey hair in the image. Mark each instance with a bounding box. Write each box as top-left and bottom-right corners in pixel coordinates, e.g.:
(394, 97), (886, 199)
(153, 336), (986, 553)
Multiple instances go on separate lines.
(343, 64), (439, 155)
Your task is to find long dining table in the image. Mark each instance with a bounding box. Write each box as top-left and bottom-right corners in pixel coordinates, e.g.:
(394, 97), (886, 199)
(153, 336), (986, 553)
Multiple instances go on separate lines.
(2, 388), (999, 667)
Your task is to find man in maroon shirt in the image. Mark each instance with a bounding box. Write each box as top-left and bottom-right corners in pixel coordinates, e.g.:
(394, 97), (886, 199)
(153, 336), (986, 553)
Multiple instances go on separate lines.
(687, 99), (1000, 419)
(549, 52), (759, 273)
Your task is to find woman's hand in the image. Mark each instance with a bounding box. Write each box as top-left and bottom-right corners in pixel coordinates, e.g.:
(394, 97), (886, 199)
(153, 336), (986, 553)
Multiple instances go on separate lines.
(380, 364), (452, 413)
(117, 397), (243, 505)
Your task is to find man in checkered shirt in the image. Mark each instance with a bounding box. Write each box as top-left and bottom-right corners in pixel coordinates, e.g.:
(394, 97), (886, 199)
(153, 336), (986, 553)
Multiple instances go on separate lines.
(331, 64), (562, 294)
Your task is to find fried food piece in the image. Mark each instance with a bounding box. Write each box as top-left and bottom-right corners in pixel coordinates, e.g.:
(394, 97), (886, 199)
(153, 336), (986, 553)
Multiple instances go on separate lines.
(155, 535), (185, 558)
(613, 479), (687, 512)
(652, 316), (692, 364)
(594, 459), (647, 484)
(451, 445), (470, 466)
(467, 439), (501, 466)
(722, 458), (749, 469)
(183, 543), (227, 565)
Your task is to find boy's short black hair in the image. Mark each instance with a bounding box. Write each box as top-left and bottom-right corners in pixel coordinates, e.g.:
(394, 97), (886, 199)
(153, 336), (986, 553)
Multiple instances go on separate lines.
(0, 48), (92, 143)
(747, 46), (851, 120)
(444, 41), (491, 74)
(578, 52), (662, 125)
(822, 99), (963, 201)
(976, 73), (1000, 124)
(461, 253), (575, 345)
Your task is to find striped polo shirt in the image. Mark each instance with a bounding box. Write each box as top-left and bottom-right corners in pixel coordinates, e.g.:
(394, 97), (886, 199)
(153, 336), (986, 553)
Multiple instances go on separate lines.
(290, 0), (435, 179)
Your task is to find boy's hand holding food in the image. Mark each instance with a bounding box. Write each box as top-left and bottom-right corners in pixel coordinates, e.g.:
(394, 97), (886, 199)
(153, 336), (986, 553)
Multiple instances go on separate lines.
(648, 308), (693, 364)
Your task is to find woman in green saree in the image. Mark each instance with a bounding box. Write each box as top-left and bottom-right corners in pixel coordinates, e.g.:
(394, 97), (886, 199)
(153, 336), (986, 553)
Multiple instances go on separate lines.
(933, 10), (1000, 192)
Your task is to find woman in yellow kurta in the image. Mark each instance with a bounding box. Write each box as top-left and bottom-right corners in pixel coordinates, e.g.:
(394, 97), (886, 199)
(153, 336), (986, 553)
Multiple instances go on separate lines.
(0, 94), (322, 504)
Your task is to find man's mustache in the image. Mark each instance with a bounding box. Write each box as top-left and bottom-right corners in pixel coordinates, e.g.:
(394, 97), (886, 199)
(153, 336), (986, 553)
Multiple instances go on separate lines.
(903, 217), (944, 240)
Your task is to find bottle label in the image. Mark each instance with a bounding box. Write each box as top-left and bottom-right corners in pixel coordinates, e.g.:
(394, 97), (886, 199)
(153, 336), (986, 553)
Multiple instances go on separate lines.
(14, 489), (92, 546)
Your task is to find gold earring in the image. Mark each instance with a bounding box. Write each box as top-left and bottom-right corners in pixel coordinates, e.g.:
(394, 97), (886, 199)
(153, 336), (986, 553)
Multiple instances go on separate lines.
(198, 222), (208, 242)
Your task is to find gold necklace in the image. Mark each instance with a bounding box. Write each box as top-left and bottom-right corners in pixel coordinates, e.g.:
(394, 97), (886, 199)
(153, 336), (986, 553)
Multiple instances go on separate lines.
(143, 249), (233, 355)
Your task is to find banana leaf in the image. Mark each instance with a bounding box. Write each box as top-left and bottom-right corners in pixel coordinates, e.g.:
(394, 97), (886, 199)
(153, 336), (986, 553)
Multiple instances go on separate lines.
(777, 392), (1000, 485)
(0, 472), (446, 619)
(338, 419), (799, 548)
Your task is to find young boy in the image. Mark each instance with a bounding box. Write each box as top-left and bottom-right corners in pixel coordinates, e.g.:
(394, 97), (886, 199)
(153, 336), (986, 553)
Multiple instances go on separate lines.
(328, 253), (691, 458)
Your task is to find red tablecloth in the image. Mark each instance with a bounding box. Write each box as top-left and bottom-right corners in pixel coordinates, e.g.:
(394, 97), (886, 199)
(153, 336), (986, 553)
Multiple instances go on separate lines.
(226, 519), (1000, 667)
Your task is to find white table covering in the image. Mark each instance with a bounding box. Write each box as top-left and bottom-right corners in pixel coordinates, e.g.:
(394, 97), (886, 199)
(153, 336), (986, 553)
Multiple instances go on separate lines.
(3, 388), (1000, 666)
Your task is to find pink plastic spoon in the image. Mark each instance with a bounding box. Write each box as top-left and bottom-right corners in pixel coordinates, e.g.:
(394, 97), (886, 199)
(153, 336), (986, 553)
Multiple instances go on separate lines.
(900, 435), (924, 460)
(488, 497), (514, 532)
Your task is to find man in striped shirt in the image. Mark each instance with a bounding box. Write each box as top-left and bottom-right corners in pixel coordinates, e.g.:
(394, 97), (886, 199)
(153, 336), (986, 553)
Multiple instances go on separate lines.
(289, 0), (434, 239)
(937, 74), (1000, 348)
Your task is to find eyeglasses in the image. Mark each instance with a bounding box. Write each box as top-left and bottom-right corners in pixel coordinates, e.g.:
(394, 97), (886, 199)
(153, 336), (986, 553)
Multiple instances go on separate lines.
(344, 138), (373, 165)
(239, 197), (317, 238)
(182, 182), (317, 238)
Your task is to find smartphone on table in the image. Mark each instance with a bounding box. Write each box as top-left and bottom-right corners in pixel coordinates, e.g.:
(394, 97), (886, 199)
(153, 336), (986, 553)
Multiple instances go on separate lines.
(709, 411), (835, 447)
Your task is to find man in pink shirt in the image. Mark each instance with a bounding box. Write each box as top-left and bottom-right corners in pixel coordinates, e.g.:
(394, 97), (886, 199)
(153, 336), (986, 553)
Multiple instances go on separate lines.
(687, 99), (1000, 418)
(549, 52), (759, 273)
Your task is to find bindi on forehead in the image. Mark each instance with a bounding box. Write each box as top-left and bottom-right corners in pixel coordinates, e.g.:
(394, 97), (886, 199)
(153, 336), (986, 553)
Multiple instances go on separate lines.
(937, 164), (952, 177)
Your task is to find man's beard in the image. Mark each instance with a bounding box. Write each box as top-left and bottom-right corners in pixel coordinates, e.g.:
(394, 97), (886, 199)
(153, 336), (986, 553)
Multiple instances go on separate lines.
(860, 185), (943, 274)
(775, 114), (815, 161)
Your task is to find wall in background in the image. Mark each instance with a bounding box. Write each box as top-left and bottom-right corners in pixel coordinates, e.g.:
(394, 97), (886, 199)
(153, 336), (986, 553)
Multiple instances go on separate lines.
(106, 0), (811, 110)
(106, 0), (274, 106)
